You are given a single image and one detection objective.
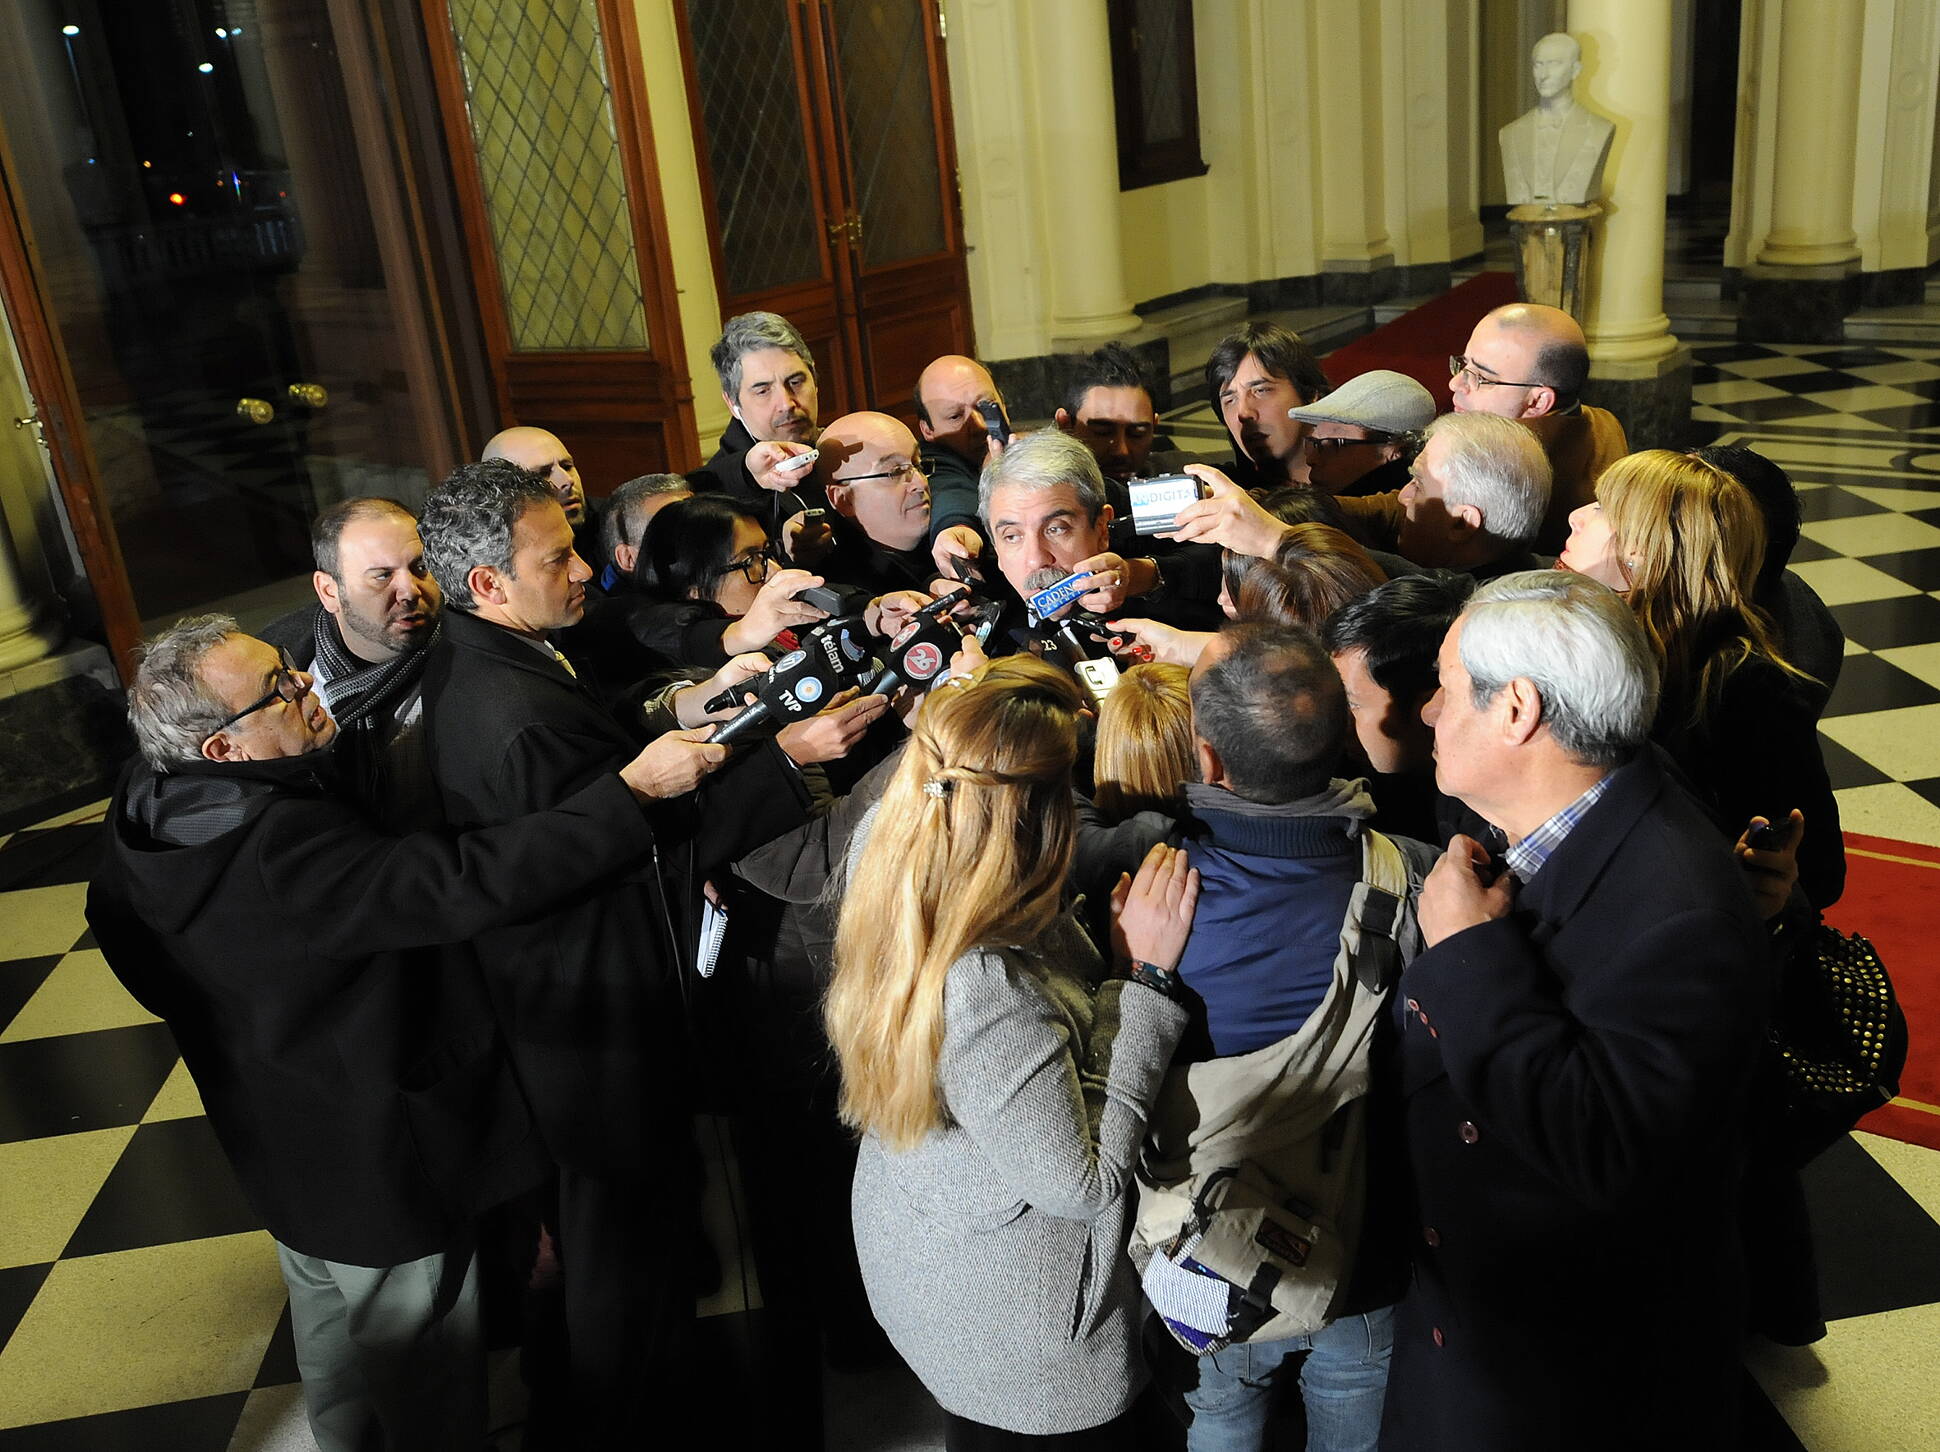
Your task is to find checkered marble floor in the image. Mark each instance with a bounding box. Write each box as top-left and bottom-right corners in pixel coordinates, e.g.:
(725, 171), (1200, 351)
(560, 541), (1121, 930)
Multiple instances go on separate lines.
(1689, 342), (1940, 852)
(5, 345), (1940, 1449)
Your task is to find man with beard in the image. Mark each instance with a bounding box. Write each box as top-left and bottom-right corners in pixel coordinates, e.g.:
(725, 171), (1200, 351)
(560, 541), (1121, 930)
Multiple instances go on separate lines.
(1055, 341), (1162, 487)
(1207, 323), (1333, 490)
(260, 497), (443, 826)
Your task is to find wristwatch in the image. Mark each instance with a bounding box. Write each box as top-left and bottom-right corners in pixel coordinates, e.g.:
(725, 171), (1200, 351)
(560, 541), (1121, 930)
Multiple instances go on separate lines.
(1123, 958), (1186, 1002)
(1137, 556), (1167, 601)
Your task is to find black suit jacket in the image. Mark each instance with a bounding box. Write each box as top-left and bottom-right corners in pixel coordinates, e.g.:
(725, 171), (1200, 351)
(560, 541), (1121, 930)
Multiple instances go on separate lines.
(1381, 754), (1769, 1451)
(687, 415), (822, 536)
(420, 608), (811, 1173)
(86, 753), (654, 1265)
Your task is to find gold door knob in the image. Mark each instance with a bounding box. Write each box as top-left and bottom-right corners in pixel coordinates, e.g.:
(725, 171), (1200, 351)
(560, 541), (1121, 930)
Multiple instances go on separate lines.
(237, 397), (274, 425)
(287, 382), (328, 408)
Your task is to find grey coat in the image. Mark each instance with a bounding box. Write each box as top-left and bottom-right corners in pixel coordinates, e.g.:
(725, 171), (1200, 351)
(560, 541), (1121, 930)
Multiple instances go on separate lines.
(849, 908), (1188, 1434)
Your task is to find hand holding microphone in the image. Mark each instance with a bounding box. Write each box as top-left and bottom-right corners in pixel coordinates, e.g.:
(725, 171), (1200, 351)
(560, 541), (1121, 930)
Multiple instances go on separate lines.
(709, 618), (875, 747)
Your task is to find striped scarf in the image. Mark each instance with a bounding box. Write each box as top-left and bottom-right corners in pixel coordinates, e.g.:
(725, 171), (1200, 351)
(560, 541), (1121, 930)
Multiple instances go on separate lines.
(310, 604), (438, 734)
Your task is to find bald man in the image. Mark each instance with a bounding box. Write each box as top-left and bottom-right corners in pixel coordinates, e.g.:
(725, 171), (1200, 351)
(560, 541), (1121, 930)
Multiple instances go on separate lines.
(817, 410), (981, 596)
(484, 426), (586, 528)
(1448, 302), (1626, 552)
(1341, 303), (1627, 558)
(913, 354), (1009, 540)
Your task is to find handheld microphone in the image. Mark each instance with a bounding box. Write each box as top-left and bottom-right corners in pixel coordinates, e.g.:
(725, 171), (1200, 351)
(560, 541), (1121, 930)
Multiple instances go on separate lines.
(707, 618), (873, 745)
(858, 615), (962, 696)
(1033, 610), (1120, 703)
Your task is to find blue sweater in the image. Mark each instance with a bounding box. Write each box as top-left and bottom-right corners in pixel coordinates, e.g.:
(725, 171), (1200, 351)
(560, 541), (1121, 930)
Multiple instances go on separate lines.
(1173, 782), (1371, 1059)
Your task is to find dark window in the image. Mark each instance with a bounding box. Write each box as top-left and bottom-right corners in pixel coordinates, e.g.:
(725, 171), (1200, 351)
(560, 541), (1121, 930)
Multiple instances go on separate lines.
(1107, 0), (1208, 191)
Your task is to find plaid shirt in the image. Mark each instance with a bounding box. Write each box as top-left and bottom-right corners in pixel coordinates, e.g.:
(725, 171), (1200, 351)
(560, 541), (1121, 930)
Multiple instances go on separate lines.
(1502, 774), (1615, 884)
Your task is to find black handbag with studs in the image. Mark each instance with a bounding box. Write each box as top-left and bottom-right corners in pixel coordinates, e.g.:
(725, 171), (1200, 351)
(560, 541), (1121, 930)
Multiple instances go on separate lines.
(1768, 921), (1909, 1166)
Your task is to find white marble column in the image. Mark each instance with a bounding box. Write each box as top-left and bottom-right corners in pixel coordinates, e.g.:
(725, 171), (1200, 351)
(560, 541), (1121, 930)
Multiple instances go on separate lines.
(1025, 0), (1138, 340)
(1757, 0), (1864, 268)
(1315, 2), (1394, 288)
(1567, 0), (1679, 366)
(1851, 0), (1940, 287)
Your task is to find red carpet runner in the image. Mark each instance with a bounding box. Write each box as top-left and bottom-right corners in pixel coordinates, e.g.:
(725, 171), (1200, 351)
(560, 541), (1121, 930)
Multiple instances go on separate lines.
(1320, 272), (1520, 394)
(1831, 833), (1940, 1151)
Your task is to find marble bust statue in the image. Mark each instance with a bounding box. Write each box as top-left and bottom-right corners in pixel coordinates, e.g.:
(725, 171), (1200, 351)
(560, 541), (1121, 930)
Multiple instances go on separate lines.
(1500, 32), (1615, 207)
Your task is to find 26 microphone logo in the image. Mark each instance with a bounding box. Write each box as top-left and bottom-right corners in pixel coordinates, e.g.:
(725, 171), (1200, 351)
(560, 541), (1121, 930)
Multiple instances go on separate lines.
(903, 641), (945, 682)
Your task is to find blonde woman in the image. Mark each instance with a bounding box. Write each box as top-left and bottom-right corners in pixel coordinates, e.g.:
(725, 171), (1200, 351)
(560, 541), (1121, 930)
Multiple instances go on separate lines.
(826, 655), (1198, 1448)
(1092, 662), (1195, 822)
(1559, 448), (1841, 910)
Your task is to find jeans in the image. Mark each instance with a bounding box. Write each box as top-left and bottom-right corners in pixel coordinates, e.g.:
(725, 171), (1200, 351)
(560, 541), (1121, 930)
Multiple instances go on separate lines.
(1182, 1304), (1393, 1452)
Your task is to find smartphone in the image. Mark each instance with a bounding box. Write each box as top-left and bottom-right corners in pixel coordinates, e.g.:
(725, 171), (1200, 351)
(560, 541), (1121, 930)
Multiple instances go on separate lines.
(976, 400), (1011, 448)
(775, 448), (820, 475)
(1127, 474), (1208, 535)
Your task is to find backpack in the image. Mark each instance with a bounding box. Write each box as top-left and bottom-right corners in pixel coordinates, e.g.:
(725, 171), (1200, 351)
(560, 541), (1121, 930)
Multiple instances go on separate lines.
(1131, 829), (1430, 1354)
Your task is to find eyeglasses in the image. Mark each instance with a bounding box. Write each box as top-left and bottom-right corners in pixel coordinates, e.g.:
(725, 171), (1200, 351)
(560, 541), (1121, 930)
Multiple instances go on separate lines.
(1303, 432), (1395, 452)
(830, 456), (935, 486)
(713, 541), (781, 586)
(206, 654), (306, 737)
(1449, 355), (1542, 390)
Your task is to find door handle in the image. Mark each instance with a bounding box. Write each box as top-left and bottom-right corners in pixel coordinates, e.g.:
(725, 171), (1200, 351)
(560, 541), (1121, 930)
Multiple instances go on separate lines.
(287, 382), (328, 408)
(237, 398), (275, 425)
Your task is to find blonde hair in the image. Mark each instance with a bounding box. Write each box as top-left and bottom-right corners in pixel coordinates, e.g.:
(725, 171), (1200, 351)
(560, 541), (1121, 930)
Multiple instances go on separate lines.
(1093, 663), (1194, 821)
(1596, 449), (1803, 732)
(825, 656), (1085, 1150)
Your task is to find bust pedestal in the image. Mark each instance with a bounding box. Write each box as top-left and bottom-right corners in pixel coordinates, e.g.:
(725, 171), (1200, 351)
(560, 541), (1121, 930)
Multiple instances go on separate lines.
(1508, 202), (1601, 319)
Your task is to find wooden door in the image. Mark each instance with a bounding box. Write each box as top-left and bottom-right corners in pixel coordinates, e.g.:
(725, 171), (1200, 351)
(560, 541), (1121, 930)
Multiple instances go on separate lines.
(822, 0), (972, 423)
(421, 0), (698, 496)
(677, 0), (971, 428)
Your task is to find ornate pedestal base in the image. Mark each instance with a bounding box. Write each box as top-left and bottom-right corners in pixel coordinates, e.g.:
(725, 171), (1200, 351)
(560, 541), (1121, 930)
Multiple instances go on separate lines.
(1508, 203), (1602, 318)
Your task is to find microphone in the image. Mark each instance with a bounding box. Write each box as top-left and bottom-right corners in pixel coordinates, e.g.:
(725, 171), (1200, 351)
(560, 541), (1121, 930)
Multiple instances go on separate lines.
(858, 615), (962, 696)
(1034, 610), (1120, 704)
(709, 618), (873, 746)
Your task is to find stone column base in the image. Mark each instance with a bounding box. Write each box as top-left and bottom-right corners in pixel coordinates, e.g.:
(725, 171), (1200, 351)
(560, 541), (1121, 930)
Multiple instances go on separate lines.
(1319, 255), (1398, 305)
(1736, 264), (1863, 344)
(1582, 343), (1694, 451)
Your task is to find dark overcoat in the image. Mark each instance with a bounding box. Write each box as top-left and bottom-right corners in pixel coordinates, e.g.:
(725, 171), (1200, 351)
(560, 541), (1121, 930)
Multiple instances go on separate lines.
(86, 752), (654, 1265)
(1381, 753), (1769, 1451)
(419, 607), (810, 1173)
